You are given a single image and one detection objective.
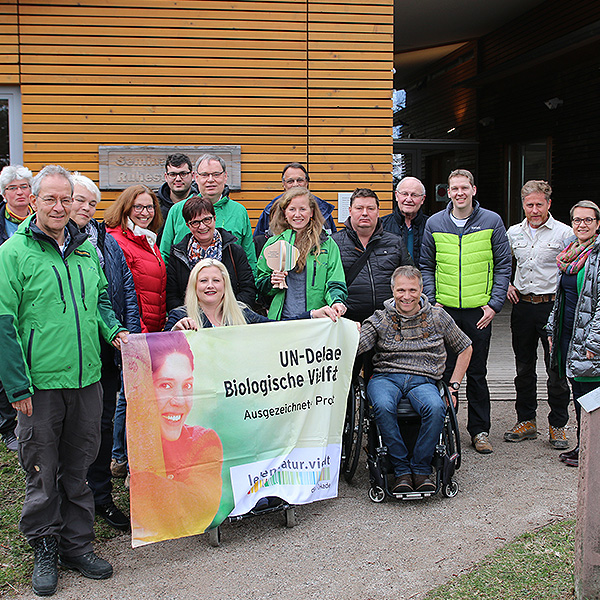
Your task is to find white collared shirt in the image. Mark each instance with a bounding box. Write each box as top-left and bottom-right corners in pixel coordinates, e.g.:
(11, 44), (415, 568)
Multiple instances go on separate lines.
(507, 215), (572, 295)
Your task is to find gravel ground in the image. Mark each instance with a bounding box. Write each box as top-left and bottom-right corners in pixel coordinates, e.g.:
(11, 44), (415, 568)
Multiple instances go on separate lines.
(11, 400), (578, 600)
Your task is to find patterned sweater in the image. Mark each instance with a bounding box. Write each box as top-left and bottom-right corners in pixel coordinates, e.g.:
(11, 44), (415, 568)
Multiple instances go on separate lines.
(358, 295), (471, 378)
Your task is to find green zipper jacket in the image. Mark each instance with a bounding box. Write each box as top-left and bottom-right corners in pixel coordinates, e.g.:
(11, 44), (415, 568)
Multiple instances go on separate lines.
(256, 229), (347, 320)
(0, 216), (125, 403)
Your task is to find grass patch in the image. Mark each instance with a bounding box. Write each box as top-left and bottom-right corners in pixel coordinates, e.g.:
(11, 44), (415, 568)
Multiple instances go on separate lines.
(425, 519), (575, 600)
(0, 444), (130, 596)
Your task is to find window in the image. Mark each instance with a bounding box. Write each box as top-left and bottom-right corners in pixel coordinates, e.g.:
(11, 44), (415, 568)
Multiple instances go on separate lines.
(0, 87), (23, 168)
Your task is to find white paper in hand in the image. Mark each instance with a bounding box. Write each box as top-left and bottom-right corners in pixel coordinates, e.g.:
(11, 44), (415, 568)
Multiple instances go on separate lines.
(264, 240), (299, 288)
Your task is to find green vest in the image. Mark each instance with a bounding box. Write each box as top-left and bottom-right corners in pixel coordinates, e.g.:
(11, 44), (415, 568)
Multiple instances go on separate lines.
(432, 229), (494, 308)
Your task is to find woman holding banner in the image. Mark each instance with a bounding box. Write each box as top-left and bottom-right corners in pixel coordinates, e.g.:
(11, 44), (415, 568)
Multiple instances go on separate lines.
(166, 258), (338, 330)
(129, 332), (223, 544)
(255, 187), (347, 320)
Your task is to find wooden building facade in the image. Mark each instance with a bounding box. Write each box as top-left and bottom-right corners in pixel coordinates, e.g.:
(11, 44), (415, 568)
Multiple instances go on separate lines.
(0, 0), (394, 222)
(395, 0), (600, 226)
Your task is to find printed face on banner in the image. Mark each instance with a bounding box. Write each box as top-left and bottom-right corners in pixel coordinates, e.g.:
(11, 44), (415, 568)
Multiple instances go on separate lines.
(122, 320), (359, 547)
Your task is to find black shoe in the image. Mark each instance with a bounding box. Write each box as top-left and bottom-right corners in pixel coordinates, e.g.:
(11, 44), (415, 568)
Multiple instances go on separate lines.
(559, 446), (579, 462)
(96, 501), (130, 531)
(2, 431), (18, 452)
(32, 536), (58, 596)
(413, 474), (436, 493)
(392, 473), (413, 494)
(58, 551), (113, 580)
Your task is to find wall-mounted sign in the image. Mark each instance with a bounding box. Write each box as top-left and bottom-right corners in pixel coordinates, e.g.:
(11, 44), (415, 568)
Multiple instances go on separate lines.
(98, 145), (241, 191)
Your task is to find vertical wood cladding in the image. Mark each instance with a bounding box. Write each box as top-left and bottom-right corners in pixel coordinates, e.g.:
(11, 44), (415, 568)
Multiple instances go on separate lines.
(0, 0), (393, 221)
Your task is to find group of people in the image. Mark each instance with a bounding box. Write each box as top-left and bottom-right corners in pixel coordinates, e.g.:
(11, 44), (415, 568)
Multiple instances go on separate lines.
(0, 154), (597, 596)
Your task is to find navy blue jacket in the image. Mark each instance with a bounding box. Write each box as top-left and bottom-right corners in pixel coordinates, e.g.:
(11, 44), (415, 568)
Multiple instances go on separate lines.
(381, 209), (429, 268)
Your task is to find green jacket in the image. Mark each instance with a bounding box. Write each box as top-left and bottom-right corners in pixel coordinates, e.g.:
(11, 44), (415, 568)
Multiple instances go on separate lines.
(159, 192), (257, 274)
(256, 229), (347, 320)
(0, 217), (125, 402)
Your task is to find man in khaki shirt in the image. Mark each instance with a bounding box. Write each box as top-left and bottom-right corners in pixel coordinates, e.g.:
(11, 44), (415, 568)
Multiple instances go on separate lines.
(505, 180), (572, 448)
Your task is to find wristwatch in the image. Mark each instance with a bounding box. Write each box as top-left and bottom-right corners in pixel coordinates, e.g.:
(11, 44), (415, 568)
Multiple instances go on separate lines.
(449, 381), (461, 391)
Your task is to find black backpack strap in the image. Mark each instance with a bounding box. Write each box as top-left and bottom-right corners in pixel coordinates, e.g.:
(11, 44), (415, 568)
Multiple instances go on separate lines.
(345, 245), (375, 287)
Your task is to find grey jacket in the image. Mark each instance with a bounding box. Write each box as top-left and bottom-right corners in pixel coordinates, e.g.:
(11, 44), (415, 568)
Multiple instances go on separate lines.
(548, 236), (600, 378)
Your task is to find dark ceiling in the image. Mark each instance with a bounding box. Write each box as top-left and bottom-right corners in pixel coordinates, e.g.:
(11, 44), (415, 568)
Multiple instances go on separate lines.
(394, 0), (547, 87)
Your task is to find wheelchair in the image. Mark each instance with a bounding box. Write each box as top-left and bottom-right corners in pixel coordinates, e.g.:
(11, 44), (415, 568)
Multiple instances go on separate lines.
(341, 372), (461, 502)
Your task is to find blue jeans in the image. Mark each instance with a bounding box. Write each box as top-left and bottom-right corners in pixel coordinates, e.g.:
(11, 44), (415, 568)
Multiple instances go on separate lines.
(111, 375), (128, 464)
(367, 373), (445, 477)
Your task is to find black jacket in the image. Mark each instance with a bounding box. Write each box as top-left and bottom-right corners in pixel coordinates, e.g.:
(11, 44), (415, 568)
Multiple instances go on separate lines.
(381, 209), (428, 267)
(332, 219), (413, 323)
(0, 201), (10, 246)
(166, 228), (257, 312)
(156, 181), (199, 224)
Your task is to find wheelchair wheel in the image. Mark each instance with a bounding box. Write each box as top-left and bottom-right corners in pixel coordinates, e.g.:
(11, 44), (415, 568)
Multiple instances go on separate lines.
(208, 526), (221, 547)
(444, 385), (462, 470)
(368, 485), (386, 503)
(442, 480), (459, 498)
(342, 376), (365, 483)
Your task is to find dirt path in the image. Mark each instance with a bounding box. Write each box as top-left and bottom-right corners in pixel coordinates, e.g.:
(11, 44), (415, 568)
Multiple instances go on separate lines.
(11, 399), (577, 600)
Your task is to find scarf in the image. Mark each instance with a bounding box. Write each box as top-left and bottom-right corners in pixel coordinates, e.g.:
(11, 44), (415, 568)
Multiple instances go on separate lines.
(187, 229), (223, 266)
(127, 217), (157, 248)
(5, 205), (32, 224)
(83, 221), (105, 268)
(556, 235), (598, 274)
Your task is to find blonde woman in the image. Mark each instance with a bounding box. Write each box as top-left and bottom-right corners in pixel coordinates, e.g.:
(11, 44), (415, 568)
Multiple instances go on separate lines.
(256, 187), (347, 320)
(165, 258), (337, 331)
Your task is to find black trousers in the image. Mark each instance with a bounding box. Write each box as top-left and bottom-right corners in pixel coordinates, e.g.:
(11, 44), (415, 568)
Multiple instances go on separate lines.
(511, 300), (570, 427)
(86, 343), (120, 506)
(443, 307), (492, 439)
(0, 382), (17, 438)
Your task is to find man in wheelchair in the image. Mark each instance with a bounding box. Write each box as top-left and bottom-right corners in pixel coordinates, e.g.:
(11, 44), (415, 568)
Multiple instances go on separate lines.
(357, 266), (472, 494)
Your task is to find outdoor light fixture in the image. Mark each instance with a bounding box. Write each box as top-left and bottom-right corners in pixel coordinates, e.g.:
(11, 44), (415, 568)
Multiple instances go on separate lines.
(544, 97), (563, 110)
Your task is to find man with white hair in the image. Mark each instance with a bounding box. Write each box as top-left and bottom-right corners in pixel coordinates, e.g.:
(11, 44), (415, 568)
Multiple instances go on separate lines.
(71, 173), (141, 531)
(382, 176), (428, 266)
(0, 165), (127, 596)
(0, 164), (33, 452)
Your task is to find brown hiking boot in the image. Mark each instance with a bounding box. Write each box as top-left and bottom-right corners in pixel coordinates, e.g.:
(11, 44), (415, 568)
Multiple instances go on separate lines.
(504, 420), (537, 442)
(549, 425), (569, 449)
(472, 432), (493, 454)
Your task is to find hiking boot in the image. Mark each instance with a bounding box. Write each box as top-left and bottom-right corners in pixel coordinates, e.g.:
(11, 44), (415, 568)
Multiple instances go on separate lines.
(95, 501), (130, 531)
(413, 474), (436, 493)
(549, 425), (569, 449)
(472, 432), (493, 454)
(32, 536), (58, 596)
(504, 420), (537, 442)
(59, 551), (113, 580)
(392, 473), (413, 494)
(110, 459), (127, 478)
(2, 431), (18, 452)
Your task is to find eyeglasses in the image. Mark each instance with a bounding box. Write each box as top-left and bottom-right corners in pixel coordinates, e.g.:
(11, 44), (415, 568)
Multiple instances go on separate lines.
(197, 171), (225, 180)
(284, 177), (307, 185)
(132, 204), (155, 213)
(397, 191), (424, 199)
(166, 170), (192, 180)
(37, 196), (73, 207)
(5, 184), (31, 192)
(188, 215), (215, 228)
(572, 217), (597, 225)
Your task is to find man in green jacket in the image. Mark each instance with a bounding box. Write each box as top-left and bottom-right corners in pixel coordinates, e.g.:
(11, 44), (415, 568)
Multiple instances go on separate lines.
(159, 153), (256, 273)
(0, 165), (128, 596)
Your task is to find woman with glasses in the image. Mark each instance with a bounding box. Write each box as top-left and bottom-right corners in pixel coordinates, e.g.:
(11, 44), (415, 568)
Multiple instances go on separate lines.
(104, 185), (167, 333)
(547, 200), (600, 467)
(166, 195), (256, 312)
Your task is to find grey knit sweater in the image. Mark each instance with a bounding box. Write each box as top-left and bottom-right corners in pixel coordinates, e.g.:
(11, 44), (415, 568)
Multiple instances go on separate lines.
(358, 295), (471, 378)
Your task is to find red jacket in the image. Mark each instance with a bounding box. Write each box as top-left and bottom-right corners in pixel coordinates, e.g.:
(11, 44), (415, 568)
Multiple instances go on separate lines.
(106, 226), (166, 333)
